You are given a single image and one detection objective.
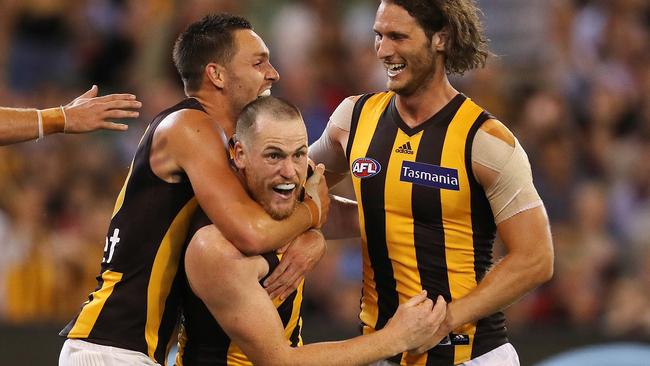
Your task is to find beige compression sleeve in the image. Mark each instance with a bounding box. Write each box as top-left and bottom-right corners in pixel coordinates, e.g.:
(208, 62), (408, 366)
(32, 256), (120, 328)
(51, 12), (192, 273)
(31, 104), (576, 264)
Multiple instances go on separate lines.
(309, 97), (355, 174)
(472, 123), (543, 224)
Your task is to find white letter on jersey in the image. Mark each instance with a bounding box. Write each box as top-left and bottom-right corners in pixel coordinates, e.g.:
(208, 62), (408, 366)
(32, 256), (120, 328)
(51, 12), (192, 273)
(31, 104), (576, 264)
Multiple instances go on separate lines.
(103, 228), (121, 264)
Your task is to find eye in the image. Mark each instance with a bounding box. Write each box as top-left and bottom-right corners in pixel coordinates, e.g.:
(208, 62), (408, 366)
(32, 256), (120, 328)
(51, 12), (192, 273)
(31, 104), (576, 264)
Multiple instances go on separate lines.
(269, 152), (281, 160)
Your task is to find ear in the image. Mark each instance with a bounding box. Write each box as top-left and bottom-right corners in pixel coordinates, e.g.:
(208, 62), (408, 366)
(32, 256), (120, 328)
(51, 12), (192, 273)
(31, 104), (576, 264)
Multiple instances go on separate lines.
(431, 27), (448, 52)
(233, 140), (246, 170)
(206, 63), (226, 89)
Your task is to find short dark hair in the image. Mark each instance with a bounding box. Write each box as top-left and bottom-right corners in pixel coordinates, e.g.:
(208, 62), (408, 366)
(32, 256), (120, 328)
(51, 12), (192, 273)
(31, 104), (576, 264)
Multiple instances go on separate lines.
(173, 13), (252, 93)
(383, 0), (489, 75)
(236, 96), (303, 145)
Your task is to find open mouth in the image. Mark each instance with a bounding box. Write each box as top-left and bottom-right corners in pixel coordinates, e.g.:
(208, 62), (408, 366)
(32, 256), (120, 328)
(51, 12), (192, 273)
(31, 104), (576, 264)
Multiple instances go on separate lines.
(272, 183), (296, 198)
(386, 63), (406, 77)
(258, 89), (272, 97)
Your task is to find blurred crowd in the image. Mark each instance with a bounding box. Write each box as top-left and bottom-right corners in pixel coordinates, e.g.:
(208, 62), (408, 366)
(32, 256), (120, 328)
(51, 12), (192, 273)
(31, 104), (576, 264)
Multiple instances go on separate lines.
(0, 0), (649, 343)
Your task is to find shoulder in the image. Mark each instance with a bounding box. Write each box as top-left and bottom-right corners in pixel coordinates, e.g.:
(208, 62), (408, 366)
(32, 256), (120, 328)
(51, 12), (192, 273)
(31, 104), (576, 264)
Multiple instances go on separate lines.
(472, 119), (518, 173)
(155, 109), (225, 148)
(160, 109), (214, 132)
(478, 118), (515, 148)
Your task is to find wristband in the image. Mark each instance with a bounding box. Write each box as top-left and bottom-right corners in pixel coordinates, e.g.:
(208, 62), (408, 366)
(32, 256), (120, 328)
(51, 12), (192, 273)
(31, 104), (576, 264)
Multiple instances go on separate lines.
(40, 107), (66, 135)
(302, 196), (320, 228)
(36, 109), (44, 141)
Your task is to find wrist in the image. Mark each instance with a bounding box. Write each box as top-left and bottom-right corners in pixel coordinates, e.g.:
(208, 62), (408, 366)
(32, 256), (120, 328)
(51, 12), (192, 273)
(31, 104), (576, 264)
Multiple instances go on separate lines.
(376, 327), (405, 356)
(40, 107), (66, 135)
(297, 202), (314, 230)
(301, 197), (320, 228)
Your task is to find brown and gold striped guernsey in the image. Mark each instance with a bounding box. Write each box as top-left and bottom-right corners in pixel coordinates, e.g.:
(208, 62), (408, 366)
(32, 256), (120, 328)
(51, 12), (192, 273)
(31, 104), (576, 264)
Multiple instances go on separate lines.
(347, 92), (507, 366)
(59, 98), (218, 365)
(176, 209), (303, 366)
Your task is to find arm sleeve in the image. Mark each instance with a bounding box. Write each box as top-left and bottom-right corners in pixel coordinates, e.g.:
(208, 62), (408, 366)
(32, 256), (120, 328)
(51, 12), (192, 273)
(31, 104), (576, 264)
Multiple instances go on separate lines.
(309, 97), (355, 174)
(472, 128), (543, 224)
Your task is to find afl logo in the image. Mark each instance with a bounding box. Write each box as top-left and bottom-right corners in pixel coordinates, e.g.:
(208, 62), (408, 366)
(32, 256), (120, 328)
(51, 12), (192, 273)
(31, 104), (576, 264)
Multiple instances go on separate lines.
(352, 158), (381, 178)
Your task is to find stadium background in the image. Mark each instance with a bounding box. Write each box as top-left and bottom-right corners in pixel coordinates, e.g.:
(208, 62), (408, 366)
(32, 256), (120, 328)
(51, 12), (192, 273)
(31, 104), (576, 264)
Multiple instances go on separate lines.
(0, 0), (649, 364)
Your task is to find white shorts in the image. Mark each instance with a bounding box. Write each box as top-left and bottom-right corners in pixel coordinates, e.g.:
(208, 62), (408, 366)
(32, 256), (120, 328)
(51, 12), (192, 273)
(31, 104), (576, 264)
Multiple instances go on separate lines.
(59, 339), (161, 366)
(369, 343), (520, 366)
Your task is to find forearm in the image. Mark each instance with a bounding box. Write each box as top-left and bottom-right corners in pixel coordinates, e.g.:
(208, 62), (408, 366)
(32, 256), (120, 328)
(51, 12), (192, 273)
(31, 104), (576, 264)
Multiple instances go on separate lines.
(321, 195), (359, 240)
(447, 251), (551, 330)
(208, 198), (312, 255)
(0, 107), (65, 145)
(273, 329), (401, 366)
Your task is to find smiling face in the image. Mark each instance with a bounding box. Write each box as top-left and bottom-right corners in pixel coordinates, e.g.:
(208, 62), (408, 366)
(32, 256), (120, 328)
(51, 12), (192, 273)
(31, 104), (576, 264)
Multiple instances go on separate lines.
(373, 1), (442, 96)
(225, 29), (280, 113)
(234, 112), (308, 220)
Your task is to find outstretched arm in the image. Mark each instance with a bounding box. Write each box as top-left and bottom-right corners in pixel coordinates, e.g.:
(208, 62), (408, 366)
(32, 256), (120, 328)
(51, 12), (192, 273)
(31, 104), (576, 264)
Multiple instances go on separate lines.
(0, 85), (141, 145)
(185, 224), (447, 366)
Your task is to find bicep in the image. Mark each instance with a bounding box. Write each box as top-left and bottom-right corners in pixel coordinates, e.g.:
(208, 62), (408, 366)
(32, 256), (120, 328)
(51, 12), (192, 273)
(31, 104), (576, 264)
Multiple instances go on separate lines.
(310, 123), (350, 188)
(496, 205), (552, 255)
(185, 225), (287, 364)
(309, 96), (358, 187)
(185, 225), (289, 365)
(213, 278), (290, 365)
(169, 115), (267, 244)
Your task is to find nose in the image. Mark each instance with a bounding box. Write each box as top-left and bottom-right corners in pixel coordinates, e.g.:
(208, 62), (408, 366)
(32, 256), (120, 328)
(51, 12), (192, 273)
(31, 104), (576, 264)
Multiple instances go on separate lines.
(278, 158), (297, 179)
(267, 62), (280, 82)
(375, 37), (393, 60)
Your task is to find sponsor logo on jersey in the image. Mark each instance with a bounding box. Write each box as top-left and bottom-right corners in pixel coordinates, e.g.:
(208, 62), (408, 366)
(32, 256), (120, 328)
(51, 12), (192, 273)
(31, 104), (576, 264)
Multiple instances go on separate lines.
(400, 161), (459, 190)
(352, 157), (381, 178)
(395, 141), (414, 154)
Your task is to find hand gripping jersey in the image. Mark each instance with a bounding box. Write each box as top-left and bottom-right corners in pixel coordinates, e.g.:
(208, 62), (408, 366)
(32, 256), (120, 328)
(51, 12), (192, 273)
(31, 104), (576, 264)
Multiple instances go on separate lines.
(60, 98), (217, 364)
(176, 209), (303, 366)
(347, 92), (507, 365)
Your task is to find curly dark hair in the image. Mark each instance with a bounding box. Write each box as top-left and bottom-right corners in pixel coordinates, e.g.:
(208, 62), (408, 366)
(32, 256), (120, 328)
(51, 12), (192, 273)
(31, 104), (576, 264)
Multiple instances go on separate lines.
(384, 0), (489, 75)
(173, 13), (252, 92)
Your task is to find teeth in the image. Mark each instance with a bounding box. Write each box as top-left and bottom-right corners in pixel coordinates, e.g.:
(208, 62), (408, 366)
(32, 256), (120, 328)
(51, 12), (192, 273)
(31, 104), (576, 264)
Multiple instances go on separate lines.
(274, 183), (296, 191)
(259, 89), (271, 97)
(386, 63), (405, 77)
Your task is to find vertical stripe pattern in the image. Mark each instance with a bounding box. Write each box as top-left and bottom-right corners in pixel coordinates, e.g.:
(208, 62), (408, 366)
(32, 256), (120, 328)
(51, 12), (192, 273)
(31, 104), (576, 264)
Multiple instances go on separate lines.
(348, 93), (508, 365)
(439, 101), (483, 364)
(60, 98), (205, 365)
(67, 271), (124, 337)
(146, 198), (198, 360)
(349, 92), (395, 332)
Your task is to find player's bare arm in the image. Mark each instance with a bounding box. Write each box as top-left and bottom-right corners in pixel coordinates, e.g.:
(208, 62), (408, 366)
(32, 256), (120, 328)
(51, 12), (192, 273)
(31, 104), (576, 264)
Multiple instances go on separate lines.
(309, 96), (359, 188)
(151, 108), (326, 255)
(427, 119), (554, 349)
(186, 224), (448, 366)
(0, 85), (141, 146)
(308, 96), (363, 241)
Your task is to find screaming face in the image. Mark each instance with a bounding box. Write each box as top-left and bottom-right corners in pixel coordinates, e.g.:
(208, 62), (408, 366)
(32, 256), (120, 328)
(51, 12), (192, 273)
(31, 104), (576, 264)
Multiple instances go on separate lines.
(234, 113), (308, 220)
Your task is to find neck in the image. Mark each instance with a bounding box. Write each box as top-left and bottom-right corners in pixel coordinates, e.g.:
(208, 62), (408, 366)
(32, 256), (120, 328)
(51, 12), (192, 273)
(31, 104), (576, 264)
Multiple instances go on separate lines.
(188, 89), (237, 138)
(395, 72), (458, 129)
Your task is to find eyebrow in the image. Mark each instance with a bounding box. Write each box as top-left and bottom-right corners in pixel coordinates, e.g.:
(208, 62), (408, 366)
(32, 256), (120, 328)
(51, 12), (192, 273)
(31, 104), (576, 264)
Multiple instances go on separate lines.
(375, 29), (409, 38)
(263, 145), (307, 153)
